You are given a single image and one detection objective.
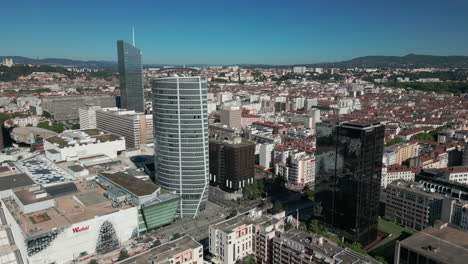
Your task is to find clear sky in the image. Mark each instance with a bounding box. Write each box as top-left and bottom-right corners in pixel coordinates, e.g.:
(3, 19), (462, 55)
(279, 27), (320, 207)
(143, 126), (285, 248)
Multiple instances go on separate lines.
(2, 0), (468, 65)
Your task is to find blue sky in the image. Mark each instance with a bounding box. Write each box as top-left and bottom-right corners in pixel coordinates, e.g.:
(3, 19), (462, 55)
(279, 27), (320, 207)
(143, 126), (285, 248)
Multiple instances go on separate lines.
(2, 0), (468, 65)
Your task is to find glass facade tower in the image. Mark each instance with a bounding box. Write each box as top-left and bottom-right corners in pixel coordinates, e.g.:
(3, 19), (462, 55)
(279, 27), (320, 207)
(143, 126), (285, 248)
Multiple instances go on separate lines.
(314, 120), (384, 246)
(152, 76), (209, 218)
(117, 40), (145, 113)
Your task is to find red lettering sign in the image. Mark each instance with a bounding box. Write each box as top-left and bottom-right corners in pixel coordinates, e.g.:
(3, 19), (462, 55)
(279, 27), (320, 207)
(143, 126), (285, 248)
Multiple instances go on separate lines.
(72, 226), (89, 233)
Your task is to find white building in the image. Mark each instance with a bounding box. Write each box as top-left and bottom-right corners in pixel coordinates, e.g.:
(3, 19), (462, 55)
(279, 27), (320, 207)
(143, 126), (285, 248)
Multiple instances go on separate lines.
(381, 165), (416, 188)
(275, 151), (316, 190)
(293, 66), (306, 74)
(44, 129), (125, 162)
(1, 184), (139, 264)
(209, 210), (284, 264)
(78, 105), (101, 130)
(259, 143), (274, 168)
(2, 58), (13, 67)
(441, 167), (468, 184)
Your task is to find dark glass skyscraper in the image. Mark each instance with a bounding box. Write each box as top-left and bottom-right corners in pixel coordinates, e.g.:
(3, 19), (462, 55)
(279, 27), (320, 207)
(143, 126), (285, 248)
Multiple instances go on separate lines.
(152, 76), (209, 218)
(117, 40), (145, 113)
(314, 120), (384, 246)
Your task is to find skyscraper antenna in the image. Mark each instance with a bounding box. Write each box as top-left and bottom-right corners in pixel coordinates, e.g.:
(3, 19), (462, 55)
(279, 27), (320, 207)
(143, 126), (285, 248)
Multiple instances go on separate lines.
(132, 26), (135, 47)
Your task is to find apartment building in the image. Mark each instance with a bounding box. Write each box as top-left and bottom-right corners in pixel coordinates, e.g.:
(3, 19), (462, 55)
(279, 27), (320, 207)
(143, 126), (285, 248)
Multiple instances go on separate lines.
(78, 105), (101, 129)
(275, 151), (315, 190)
(209, 210), (284, 264)
(387, 142), (417, 165)
(220, 105), (242, 129)
(381, 164), (417, 188)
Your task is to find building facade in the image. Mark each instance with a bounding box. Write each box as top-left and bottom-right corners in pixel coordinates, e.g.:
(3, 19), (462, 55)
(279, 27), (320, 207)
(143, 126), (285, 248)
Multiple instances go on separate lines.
(314, 120), (384, 246)
(95, 107), (153, 149)
(117, 40), (145, 113)
(152, 77), (209, 218)
(209, 137), (255, 192)
(78, 105), (101, 130)
(41, 95), (116, 122)
(220, 106), (242, 129)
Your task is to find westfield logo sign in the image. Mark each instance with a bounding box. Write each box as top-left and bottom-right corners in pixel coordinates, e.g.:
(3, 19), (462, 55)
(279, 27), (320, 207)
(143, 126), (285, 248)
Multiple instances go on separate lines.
(72, 226), (89, 233)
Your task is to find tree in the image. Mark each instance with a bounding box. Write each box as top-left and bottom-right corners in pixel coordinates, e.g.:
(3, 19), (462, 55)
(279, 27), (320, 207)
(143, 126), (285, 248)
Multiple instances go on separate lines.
(285, 222), (293, 231)
(42, 111), (51, 118)
(88, 260), (98, 264)
(71, 123), (80, 129)
(411, 133), (434, 141)
(385, 137), (404, 147)
(270, 201), (284, 214)
(374, 256), (389, 264)
(227, 209), (238, 219)
(171, 233), (183, 241)
(150, 240), (161, 248)
(236, 255), (256, 264)
(117, 249), (129, 261)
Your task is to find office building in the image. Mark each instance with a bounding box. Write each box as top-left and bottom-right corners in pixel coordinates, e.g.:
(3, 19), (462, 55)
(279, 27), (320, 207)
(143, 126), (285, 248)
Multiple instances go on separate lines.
(117, 40), (145, 112)
(152, 76), (209, 218)
(383, 180), (468, 231)
(41, 95), (116, 122)
(314, 120), (384, 246)
(209, 137), (255, 192)
(220, 105), (242, 129)
(95, 107), (153, 149)
(78, 105), (101, 129)
(395, 223), (468, 264)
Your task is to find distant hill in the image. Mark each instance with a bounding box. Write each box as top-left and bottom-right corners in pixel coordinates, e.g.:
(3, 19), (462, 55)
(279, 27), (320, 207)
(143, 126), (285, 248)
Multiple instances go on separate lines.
(309, 54), (468, 68)
(0, 56), (116, 68)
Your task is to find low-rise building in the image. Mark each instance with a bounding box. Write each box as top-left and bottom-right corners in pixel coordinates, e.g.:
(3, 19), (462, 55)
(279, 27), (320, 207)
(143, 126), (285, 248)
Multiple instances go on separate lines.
(44, 129), (125, 162)
(120, 236), (203, 264)
(272, 229), (381, 264)
(381, 164), (417, 188)
(395, 223), (468, 264)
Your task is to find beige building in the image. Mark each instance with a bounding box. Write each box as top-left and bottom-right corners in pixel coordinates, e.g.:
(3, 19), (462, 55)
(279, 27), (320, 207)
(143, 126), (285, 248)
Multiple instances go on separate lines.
(209, 210), (284, 264)
(95, 107), (153, 149)
(220, 106), (242, 129)
(387, 142), (416, 165)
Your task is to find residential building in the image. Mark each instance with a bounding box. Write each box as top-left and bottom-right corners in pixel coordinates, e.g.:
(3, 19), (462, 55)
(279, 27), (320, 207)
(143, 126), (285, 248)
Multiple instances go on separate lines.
(395, 223), (468, 264)
(78, 105), (101, 129)
(117, 40), (145, 112)
(441, 166), (468, 184)
(95, 107), (153, 149)
(259, 143), (274, 169)
(152, 76), (209, 218)
(220, 105), (242, 129)
(315, 120), (384, 246)
(381, 164), (417, 188)
(275, 151), (315, 190)
(209, 137), (255, 192)
(209, 210), (284, 264)
(387, 142), (417, 165)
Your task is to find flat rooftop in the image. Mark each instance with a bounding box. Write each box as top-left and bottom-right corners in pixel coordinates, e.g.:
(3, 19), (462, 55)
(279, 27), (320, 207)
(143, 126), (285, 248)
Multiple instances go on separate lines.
(399, 224), (468, 264)
(121, 236), (201, 264)
(100, 172), (158, 196)
(0, 173), (35, 192)
(45, 129), (122, 148)
(2, 179), (132, 238)
(211, 213), (272, 234)
(15, 156), (75, 186)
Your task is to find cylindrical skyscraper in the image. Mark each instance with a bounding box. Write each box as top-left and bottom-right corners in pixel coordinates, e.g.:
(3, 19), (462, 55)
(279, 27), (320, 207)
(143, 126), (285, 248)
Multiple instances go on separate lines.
(152, 76), (209, 218)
